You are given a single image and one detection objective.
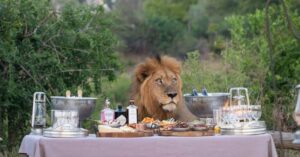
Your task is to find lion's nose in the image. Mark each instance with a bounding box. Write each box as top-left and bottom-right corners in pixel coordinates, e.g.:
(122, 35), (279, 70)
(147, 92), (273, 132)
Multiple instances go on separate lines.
(167, 92), (177, 99)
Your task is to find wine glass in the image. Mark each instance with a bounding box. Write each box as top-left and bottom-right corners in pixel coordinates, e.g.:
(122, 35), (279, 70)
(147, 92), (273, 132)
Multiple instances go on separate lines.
(245, 105), (253, 122)
(251, 105), (262, 121)
(221, 107), (230, 125)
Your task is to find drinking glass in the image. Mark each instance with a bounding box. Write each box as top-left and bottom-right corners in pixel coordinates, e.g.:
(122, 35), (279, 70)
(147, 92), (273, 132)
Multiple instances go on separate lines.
(221, 107), (230, 125)
(228, 106), (239, 124)
(245, 105), (253, 122)
(251, 105), (262, 121)
(213, 109), (221, 126)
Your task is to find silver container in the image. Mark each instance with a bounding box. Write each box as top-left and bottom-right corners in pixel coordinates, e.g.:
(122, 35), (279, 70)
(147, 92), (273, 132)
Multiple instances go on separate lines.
(184, 93), (229, 118)
(50, 96), (97, 123)
(221, 121), (267, 135)
(43, 128), (89, 138)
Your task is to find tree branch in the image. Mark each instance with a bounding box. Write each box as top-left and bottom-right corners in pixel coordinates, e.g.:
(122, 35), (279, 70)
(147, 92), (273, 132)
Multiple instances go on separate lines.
(265, 0), (282, 147)
(24, 11), (55, 38)
(265, 0), (276, 91)
(280, 0), (300, 41)
(19, 65), (41, 87)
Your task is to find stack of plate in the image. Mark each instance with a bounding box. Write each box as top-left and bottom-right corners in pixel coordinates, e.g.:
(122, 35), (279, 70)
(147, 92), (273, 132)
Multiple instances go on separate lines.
(221, 121), (266, 135)
(43, 127), (88, 138)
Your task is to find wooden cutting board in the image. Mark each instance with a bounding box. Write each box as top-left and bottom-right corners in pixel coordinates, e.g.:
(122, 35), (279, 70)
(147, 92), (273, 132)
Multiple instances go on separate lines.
(159, 130), (214, 137)
(97, 131), (153, 138)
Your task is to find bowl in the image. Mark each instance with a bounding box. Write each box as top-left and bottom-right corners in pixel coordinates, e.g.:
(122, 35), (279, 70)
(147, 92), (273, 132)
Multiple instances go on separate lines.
(50, 96), (97, 123)
(184, 93), (229, 118)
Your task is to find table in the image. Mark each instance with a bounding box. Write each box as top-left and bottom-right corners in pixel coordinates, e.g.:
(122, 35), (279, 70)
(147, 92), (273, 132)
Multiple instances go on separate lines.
(19, 134), (278, 157)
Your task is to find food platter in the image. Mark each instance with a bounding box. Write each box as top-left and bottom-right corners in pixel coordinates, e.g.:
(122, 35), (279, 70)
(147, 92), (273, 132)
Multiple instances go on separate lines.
(159, 130), (214, 137)
(97, 131), (153, 138)
(95, 117), (217, 137)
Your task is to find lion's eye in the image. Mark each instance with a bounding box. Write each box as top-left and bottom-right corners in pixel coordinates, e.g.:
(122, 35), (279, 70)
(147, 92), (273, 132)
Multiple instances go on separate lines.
(172, 77), (177, 83)
(156, 78), (163, 85)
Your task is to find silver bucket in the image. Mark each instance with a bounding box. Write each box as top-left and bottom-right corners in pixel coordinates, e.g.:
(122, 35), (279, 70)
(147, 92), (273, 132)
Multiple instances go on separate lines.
(50, 96), (97, 122)
(184, 93), (229, 118)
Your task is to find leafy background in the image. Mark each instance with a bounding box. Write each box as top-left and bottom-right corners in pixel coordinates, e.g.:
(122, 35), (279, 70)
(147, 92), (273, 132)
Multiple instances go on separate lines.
(1, 0), (300, 156)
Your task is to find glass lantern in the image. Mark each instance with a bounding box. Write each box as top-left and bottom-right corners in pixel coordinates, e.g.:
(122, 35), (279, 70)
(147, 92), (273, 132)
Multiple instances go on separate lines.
(31, 92), (47, 135)
(229, 87), (250, 123)
(293, 84), (300, 144)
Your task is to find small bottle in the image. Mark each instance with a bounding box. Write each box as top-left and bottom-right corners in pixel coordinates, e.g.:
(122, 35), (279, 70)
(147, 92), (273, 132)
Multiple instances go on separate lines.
(100, 98), (115, 124)
(115, 105), (127, 125)
(202, 87), (208, 96)
(192, 87), (198, 96)
(127, 99), (138, 124)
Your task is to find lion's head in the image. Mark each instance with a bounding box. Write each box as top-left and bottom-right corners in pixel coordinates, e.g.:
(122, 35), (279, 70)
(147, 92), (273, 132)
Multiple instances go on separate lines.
(132, 55), (183, 120)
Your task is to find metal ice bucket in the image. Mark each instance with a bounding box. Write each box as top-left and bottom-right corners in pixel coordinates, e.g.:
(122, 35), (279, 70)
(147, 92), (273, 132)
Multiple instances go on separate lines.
(50, 96), (97, 123)
(184, 93), (229, 118)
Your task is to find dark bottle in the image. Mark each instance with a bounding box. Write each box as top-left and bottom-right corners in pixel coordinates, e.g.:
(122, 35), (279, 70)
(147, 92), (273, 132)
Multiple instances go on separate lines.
(114, 105), (128, 125)
(192, 87), (199, 96)
(202, 87), (208, 96)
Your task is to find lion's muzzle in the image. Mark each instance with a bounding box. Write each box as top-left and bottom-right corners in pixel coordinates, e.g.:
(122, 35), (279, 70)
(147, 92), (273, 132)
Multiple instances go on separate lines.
(162, 103), (177, 112)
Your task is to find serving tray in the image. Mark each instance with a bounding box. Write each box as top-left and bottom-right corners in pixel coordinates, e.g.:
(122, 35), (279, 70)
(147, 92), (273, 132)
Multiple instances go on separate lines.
(97, 131), (154, 138)
(158, 130), (214, 137)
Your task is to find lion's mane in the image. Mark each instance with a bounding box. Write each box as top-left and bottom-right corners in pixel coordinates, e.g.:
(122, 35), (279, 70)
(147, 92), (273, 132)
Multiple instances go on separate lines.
(132, 56), (195, 121)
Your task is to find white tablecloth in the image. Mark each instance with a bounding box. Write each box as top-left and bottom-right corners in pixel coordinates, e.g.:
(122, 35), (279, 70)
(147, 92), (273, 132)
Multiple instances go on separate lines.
(19, 134), (278, 157)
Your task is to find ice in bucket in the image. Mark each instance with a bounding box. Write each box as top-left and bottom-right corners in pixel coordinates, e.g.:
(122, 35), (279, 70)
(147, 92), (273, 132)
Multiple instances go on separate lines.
(51, 110), (79, 130)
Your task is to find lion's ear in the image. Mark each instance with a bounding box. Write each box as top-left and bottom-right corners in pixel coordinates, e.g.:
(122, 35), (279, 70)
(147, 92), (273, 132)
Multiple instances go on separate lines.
(135, 63), (150, 83)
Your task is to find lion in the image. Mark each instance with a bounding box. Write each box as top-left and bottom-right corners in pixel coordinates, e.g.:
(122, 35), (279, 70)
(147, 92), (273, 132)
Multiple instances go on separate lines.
(131, 55), (197, 121)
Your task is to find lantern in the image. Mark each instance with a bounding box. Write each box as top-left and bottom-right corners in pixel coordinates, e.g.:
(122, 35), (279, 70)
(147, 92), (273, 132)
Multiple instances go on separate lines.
(293, 84), (300, 144)
(31, 92), (47, 135)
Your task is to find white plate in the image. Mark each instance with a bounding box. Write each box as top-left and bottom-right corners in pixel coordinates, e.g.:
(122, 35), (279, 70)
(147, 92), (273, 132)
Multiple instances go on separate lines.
(172, 127), (190, 132)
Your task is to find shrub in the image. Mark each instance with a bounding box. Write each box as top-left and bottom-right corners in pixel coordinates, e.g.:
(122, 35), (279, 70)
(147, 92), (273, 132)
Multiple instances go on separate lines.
(224, 5), (300, 130)
(0, 0), (119, 150)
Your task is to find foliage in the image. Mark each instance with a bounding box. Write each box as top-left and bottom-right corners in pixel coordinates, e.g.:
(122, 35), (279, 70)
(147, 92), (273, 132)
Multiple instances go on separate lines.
(110, 0), (146, 53)
(110, 0), (300, 59)
(143, 0), (197, 23)
(100, 73), (132, 107)
(111, 0), (195, 56)
(181, 51), (248, 94)
(0, 0), (119, 150)
(224, 4), (300, 130)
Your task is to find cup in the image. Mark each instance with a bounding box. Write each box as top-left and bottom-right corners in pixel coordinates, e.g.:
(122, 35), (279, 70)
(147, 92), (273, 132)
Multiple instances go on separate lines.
(213, 109), (221, 126)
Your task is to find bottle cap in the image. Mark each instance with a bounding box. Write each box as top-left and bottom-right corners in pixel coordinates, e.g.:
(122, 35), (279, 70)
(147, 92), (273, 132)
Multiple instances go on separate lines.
(117, 105), (122, 110)
(129, 99), (134, 104)
(105, 98), (110, 107)
(77, 89), (82, 97)
(66, 90), (71, 97)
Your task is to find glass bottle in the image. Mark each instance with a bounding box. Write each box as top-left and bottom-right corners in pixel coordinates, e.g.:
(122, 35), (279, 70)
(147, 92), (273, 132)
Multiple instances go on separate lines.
(192, 87), (198, 96)
(115, 105), (127, 125)
(202, 87), (208, 96)
(127, 99), (138, 124)
(100, 98), (115, 124)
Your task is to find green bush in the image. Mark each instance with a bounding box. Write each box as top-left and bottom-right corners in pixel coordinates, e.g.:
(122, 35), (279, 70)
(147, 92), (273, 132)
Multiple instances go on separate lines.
(0, 0), (119, 150)
(181, 51), (248, 94)
(224, 4), (300, 130)
(100, 73), (132, 109)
